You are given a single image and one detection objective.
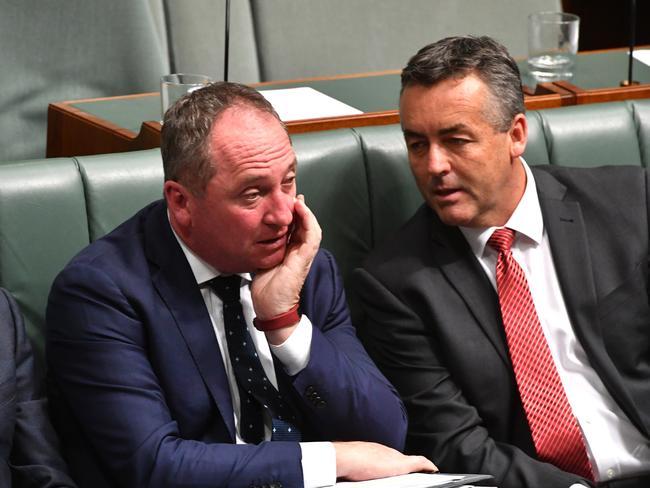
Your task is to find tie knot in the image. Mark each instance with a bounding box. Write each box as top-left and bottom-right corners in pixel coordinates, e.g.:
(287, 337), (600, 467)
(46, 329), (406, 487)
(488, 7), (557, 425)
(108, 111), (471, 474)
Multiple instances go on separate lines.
(208, 275), (241, 303)
(488, 227), (516, 253)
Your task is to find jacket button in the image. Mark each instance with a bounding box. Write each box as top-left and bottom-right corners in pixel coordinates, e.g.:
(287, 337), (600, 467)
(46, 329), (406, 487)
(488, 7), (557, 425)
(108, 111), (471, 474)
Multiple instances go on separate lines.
(305, 385), (315, 395)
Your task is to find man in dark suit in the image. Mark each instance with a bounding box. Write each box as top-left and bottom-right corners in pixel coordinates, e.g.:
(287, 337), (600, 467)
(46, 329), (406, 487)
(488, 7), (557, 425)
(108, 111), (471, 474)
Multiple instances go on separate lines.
(46, 82), (434, 487)
(353, 36), (650, 488)
(0, 287), (76, 487)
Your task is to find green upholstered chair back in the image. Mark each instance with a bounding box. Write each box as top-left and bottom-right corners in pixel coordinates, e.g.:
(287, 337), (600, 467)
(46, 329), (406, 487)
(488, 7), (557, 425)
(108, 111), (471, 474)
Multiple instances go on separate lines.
(0, 160), (89, 358)
(0, 1), (168, 162)
(250, 0), (561, 80)
(293, 130), (373, 287)
(76, 150), (165, 241)
(536, 101), (643, 166)
(354, 125), (423, 247)
(161, 0), (260, 82)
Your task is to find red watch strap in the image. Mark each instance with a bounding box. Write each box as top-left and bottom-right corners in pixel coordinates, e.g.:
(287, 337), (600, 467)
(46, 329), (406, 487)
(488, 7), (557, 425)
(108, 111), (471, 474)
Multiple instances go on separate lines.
(253, 304), (300, 331)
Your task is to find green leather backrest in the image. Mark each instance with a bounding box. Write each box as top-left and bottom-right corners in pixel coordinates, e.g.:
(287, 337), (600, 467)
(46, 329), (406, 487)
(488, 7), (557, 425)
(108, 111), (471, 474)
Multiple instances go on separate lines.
(354, 125), (423, 249)
(0, 1), (167, 162)
(293, 130), (372, 288)
(536, 101), (643, 167)
(250, 0), (561, 80)
(75, 150), (165, 241)
(0, 159), (90, 358)
(629, 99), (650, 166)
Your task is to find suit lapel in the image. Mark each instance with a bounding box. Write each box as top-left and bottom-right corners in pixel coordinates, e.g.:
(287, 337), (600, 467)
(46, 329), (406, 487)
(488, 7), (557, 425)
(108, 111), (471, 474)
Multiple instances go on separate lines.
(428, 213), (511, 365)
(535, 169), (644, 428)
(144, 201), (236, 441)
(533, 170), (606, 356)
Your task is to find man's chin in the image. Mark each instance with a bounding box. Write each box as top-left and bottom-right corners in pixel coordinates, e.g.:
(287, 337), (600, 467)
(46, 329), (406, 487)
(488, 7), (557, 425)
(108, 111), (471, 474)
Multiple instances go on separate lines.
(254, 248), (287, 271)
(434, 205), (477, 228)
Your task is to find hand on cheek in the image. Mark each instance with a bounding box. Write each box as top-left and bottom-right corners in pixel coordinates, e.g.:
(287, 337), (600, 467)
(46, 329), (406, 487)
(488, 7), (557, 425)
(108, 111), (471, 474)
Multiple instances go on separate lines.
(251, 195), (322, 343)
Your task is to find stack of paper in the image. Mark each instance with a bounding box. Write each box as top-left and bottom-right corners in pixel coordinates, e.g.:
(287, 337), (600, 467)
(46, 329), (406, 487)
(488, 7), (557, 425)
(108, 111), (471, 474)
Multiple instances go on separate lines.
(259, 87), (363, 122)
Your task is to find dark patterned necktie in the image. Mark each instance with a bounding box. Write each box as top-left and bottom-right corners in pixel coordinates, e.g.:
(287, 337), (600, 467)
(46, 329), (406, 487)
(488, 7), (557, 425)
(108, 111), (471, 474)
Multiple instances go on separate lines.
(488, 228), (593, 480)
(209, 275), (302, 443)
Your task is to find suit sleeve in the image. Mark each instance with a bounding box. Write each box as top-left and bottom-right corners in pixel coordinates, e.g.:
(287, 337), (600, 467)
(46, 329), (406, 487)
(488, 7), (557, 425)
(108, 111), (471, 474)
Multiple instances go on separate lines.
(0, 289), (77, 488)
(352, 268), (591, 488)
(291, 250), (407, 450)
(46, 265), (303, 488)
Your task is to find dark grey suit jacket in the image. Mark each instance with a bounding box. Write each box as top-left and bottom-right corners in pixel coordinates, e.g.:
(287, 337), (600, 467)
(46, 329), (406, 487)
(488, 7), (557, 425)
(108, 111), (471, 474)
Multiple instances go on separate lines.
(354, 165), (650, 488)
(0, 288), (75, 487)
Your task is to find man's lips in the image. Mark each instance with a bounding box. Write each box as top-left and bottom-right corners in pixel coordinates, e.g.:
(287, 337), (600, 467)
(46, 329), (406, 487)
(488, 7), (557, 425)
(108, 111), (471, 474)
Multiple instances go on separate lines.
(258, 233), (288, 246)
(433, 187), (462, 198)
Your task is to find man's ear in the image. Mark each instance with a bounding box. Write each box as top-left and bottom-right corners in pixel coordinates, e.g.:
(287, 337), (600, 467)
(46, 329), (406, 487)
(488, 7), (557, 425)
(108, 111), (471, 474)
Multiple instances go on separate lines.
(509, 113), (528, 159)
(164, 180), (193, 235)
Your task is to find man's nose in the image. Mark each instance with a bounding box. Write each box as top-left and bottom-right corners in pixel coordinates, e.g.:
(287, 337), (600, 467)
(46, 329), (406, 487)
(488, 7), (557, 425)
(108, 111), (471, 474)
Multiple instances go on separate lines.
(264, 191), (294, 227)
(427, 144), (451, 177)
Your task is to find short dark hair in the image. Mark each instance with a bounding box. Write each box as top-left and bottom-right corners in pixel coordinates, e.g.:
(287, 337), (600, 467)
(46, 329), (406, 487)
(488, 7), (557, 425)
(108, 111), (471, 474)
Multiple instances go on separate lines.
(401, 36), (525, 131)
(161, 81), (284, 195)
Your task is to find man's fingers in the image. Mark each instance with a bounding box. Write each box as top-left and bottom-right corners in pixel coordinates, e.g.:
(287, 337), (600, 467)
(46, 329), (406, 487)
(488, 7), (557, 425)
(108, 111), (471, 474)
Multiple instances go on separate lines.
(290, 195), (322, 250)
(409, 455), (438, 473)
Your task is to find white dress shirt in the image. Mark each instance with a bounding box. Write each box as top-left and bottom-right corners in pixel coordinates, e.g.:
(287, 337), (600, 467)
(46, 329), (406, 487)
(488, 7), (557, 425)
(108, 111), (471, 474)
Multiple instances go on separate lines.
(172, 226), (336, 488)
(460, 159), (650, 485)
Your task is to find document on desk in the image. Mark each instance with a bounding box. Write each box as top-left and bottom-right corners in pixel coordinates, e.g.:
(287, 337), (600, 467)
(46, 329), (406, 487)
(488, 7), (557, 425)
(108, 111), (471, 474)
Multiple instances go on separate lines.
(334, 472), (494, 488)
(633, 49), (650, 67)
(259, 87), (363, 122)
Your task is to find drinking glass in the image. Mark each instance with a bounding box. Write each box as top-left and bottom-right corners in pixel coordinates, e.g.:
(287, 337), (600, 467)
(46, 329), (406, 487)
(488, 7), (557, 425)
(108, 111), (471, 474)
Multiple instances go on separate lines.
(527, 12), (580, 80)
(160, 73), (213, 119)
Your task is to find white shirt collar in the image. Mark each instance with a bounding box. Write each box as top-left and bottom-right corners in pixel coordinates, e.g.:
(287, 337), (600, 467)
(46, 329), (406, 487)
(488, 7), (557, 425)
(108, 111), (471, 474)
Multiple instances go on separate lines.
(167, 212), (251, 286)
(460, 158), (544, 256)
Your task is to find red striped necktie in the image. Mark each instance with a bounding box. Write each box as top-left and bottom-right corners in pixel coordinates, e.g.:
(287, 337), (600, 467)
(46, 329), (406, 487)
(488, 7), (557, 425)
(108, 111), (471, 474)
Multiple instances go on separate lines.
(488, 227), (593, 480)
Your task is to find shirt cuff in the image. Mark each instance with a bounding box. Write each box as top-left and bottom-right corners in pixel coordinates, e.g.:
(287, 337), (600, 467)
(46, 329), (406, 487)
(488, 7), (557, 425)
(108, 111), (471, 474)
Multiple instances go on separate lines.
(300, 441), (336, 488)
(269, 314), (312, 376)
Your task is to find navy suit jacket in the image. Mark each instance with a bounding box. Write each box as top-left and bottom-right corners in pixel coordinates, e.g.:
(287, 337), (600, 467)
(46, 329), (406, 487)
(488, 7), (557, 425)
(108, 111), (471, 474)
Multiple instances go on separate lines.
(0, 288), (76, 488)
(354, 166), (650, 488)
(46, 200), (406, 488)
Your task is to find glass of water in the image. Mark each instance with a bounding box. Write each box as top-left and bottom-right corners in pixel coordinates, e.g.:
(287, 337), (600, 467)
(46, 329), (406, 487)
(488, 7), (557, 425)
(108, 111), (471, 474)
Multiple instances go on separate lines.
(527, 12), (580, 80)
(160, 74), (213, 120)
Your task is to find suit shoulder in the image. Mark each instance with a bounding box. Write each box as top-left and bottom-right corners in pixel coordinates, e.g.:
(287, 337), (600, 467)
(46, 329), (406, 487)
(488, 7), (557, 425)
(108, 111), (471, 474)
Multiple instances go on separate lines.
(305, 248), (340, 285)
(362, 204), (434, 272)
(64, 201), (162, 269)
(533, 164), (646, 191)
(533, 165), (648, 211)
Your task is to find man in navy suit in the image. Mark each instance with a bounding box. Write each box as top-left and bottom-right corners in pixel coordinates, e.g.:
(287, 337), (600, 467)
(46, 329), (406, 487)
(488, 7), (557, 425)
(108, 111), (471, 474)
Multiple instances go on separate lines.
(354, 36), (650, 488)
(0, 287), (76, 487)
(46, 82), (435, 487)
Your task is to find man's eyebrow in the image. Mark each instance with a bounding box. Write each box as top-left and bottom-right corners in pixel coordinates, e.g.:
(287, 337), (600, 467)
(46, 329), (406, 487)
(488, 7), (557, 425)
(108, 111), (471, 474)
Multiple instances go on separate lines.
(237, 159), (297, 188)
(403, 124), (470, 139)
(402, 129), (424, 139)
(438, 124), (470, 136)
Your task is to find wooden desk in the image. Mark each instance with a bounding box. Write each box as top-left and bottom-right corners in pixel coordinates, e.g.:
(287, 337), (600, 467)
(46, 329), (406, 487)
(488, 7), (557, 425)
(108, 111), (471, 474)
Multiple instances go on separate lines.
(47, 47), (650, 158)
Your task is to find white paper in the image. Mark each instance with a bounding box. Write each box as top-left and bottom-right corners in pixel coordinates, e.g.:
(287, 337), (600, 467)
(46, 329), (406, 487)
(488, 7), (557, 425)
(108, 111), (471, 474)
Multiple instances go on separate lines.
(632, 49), (650, 67)
(259, 87), (363, 122)
(334, 473), (479, 487)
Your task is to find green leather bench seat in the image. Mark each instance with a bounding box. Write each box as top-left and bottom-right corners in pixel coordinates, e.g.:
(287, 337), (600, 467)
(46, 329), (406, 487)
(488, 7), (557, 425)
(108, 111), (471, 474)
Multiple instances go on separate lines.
(1, 99), (650, 361)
